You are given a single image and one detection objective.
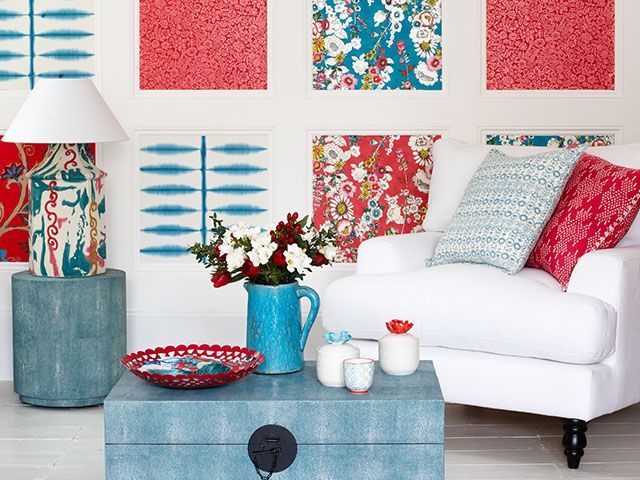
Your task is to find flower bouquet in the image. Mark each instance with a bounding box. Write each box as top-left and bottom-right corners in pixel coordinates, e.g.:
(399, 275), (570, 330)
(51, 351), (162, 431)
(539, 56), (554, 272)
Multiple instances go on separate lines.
(189, 212), (338, 374)
(189, 212), (337, 287)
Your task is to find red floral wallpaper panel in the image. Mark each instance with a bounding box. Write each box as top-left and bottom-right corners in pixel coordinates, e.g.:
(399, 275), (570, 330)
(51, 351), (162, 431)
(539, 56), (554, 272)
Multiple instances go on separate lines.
(0, 139), (49, 262)
(486, 0), (615, 90)
(139, 0), (268, 90)
(312, 134), (440, 263)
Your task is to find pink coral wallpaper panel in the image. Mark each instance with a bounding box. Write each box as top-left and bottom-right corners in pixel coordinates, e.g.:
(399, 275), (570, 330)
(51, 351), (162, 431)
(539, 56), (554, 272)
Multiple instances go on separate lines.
(139, 0), (268, 90)
(486, 0), (615, 91)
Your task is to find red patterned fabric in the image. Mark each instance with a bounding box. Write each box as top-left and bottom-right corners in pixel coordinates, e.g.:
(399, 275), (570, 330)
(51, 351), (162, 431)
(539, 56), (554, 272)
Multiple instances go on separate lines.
(312, 134), (440, 263)
(486, 0), (615, 90)
(527, 154), (640, 288)
(0, 139), (49, 262)
(139, 0), (268, 90)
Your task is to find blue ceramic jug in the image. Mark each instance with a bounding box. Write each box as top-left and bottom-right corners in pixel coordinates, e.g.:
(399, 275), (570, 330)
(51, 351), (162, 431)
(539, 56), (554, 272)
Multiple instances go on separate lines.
(245, 282), (320, 374)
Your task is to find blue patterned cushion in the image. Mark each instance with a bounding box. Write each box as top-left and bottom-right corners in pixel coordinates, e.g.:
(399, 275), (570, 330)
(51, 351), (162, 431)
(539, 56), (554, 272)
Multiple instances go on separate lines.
(427, 147), (585, 274)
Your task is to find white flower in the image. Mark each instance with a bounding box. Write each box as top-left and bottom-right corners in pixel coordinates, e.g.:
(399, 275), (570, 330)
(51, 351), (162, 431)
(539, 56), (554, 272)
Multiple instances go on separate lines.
(415, 62), (438, 86)
(413, 169), (430, 193)
(389, 7), (404, 24)
(248, 245), (276, 266)
(324, 35), (345, 57)
(302, 228), (317, 243)
(350, 145), (361, 157)
(410, 28), (440, 58)
(218, 236), (234, 255)
(352, 55), (369, 75)
(351, 165), (368, 182)
(350, 37), (362, 50)
(319, 244), (337, 261)
(229, 223), (260, 241)
(387, 206), (403, 225)
(373, 10), (388, 26)
(312, 0), (326, 12)
(547, 138), (561, 149)
(226, 248), (247, 271)
(247, 232), (277, 265)
(410, 26), (434, 44)
(408, 135), (432, 151)
(284, 244), (312, 274)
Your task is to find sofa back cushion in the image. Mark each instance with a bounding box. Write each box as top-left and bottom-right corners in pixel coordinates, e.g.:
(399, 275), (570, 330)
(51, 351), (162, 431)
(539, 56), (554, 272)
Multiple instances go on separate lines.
(527, 154), (640, 288)
(427, 147), (585, 274)
(424, 140), (640, 245)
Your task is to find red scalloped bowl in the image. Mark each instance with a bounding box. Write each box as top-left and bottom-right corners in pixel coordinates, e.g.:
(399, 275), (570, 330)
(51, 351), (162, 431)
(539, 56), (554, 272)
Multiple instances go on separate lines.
(122, 344), (265, 389)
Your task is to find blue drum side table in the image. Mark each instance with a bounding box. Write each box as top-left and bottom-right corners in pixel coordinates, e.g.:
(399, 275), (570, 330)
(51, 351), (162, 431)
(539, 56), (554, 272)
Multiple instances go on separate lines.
(12, 269), (127, 407)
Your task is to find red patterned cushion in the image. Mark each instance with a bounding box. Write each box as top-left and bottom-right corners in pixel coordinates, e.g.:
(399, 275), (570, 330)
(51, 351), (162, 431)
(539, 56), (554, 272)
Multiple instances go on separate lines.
(527, 154), (640, 288)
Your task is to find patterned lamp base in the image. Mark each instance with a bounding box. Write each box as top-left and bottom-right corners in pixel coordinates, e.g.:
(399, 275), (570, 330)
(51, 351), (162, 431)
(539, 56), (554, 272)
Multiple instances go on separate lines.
(29, 143), (106, 277)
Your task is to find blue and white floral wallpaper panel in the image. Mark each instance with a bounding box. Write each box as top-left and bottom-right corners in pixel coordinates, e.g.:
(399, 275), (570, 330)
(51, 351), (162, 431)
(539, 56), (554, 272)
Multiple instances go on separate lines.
(312, 0), (443, 90)
(484, 133), (616, 148)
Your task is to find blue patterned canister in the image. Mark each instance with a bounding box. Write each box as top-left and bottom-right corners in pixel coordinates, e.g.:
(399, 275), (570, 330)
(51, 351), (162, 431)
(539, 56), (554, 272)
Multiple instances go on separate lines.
(343, 358), (375, 394)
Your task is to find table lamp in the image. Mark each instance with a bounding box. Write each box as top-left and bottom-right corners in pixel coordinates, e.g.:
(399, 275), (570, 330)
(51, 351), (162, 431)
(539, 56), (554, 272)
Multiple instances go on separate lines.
(1, 79), (127, 277)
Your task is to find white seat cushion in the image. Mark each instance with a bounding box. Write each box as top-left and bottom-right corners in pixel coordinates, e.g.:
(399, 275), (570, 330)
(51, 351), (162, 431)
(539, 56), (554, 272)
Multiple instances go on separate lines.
(323, 264), (616, 365)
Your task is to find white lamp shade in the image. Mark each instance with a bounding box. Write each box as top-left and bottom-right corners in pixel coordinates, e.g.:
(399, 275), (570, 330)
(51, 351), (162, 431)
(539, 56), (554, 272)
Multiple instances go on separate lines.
(1, 79), (128, 144)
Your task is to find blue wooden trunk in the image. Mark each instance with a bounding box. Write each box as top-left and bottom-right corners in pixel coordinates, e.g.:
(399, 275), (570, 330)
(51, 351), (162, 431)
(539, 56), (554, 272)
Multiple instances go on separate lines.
(104, 361), (444, 480)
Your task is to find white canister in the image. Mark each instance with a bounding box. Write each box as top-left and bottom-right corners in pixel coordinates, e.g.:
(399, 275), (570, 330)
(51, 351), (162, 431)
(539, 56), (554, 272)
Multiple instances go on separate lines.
(317, 331), (360, 387)
(379, 320), (420, 376)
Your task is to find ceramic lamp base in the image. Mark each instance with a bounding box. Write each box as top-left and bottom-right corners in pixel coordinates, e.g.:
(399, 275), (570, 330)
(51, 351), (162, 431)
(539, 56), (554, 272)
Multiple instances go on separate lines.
(28, 143), (107, 277)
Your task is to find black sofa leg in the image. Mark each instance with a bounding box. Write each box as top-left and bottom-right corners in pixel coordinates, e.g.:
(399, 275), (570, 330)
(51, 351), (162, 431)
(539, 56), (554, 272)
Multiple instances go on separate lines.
(562, 418), (588, 469)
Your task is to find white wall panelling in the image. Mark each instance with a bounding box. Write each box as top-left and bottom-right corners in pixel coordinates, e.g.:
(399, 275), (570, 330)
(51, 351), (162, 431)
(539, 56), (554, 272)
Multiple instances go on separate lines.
(0, 1), (638, 379)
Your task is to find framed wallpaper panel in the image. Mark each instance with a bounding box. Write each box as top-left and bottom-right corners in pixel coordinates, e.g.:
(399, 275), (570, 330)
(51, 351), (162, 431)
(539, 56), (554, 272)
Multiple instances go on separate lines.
(311, 0), (443, 91)
(312, 133), (440, 263)
(138, 0), (268, 91)
(136, 131), (272, 266)
(0, 0), (95, 92)
(485, 0), (615, 92)
(483, 132), (618, 148)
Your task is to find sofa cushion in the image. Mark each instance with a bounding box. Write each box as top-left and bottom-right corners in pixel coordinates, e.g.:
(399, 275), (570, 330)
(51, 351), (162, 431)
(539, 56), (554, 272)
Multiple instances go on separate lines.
(527, 154), (640, 288)
(427, 148), (584, 274)
(423, 140), (640, 246)
(323, 264), (616, 365)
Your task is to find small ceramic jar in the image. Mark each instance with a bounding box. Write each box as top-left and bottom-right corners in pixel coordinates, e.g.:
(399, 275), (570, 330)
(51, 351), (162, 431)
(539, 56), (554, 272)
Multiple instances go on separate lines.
(378, 319), (420, 376)
(317, 331), (360, 387)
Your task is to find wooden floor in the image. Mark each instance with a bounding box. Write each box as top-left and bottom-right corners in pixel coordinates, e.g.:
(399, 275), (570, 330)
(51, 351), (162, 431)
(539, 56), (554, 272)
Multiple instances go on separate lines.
(0, 383), (639, 479)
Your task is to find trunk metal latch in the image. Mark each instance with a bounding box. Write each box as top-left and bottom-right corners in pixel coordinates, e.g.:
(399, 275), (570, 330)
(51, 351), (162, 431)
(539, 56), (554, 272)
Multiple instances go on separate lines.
(248, 425), (298, 479)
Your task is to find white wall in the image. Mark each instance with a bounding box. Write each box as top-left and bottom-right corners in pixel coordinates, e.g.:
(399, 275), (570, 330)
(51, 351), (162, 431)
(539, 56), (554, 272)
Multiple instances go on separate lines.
(0, 0), (639, 380)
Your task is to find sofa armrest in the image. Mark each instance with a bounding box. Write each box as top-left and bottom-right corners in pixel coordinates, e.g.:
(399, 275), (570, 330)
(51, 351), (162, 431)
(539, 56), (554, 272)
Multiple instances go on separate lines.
(567, 247), (640, 312)
(356, 232), (443, 274)
(567, 246), (640, 410)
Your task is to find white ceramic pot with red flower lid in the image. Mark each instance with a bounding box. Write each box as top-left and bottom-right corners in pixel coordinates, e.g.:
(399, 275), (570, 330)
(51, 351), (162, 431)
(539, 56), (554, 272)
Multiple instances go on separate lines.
(378, 320), (419, 376)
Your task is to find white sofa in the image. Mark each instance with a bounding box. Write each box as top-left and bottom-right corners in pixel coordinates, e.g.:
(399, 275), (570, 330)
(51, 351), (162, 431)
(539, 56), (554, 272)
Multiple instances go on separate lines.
(322, 140), (640, 469)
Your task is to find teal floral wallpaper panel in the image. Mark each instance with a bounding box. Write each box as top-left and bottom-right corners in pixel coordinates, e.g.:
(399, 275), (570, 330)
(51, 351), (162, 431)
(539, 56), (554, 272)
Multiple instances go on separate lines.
(312, 0), (443, 90)
(484, 134), (616, 148)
